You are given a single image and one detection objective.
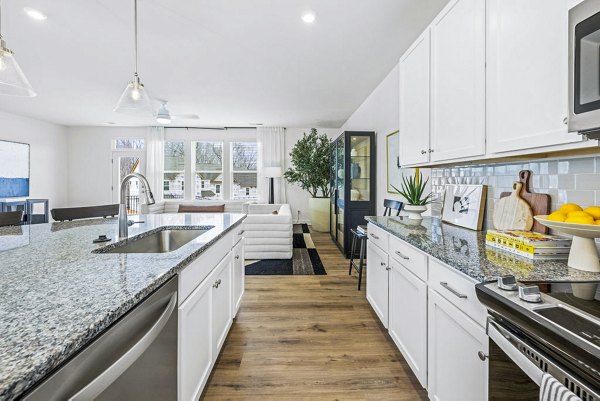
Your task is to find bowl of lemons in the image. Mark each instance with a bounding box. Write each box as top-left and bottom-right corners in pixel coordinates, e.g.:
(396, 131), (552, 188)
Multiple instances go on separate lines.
(535, 204), (600, 273)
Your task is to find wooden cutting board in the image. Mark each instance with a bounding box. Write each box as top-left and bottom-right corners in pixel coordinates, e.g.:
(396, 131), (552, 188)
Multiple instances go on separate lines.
(499, 170), (551, 233)
(493, 182), (534, 231)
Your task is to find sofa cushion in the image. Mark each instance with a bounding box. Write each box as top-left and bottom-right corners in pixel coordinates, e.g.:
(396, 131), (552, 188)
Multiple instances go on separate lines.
(178, 204), (225, 213)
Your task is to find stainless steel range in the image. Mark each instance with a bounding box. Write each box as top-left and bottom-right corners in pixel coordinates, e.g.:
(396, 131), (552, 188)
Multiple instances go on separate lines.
(476, 277), (600, 400)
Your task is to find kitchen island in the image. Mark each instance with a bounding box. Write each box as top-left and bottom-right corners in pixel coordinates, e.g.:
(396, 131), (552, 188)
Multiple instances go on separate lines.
(0, 212), (245, 401)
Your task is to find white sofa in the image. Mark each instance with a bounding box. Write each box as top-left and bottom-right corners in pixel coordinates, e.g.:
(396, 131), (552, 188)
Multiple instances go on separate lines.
(243, 204), (293, 260)
(140, 200), (251, 214)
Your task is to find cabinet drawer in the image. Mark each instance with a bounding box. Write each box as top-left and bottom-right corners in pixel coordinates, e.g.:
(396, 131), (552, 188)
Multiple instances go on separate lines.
(389, 235), (428, 281)
(428, 259), (487, 327)
(367, 223), (388, 252)
(179, 232), (232, 305)
(233, 225), (244, 246)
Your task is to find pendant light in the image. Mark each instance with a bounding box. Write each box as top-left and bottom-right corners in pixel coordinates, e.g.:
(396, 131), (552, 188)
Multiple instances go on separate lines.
(114, 0), (152, 114)
(0, 0), (36, 97)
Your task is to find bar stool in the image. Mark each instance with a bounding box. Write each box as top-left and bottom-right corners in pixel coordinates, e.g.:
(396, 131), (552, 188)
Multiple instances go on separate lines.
(349, 225), (368, 290)
(348, 199), (404, 290)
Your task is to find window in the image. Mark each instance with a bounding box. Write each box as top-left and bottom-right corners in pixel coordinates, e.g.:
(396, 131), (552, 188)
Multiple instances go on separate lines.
(193, 142), (223, 200)
(231, 142), (258, 200)
(163, 141), (185, 199)
(114, 138), (144, 150)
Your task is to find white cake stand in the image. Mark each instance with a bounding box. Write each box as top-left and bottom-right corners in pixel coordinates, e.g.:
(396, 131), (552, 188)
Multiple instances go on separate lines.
(534, 215), (600, 273)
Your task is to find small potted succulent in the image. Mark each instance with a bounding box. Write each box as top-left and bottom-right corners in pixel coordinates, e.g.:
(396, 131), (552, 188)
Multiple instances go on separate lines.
(392, 172), (432, 220)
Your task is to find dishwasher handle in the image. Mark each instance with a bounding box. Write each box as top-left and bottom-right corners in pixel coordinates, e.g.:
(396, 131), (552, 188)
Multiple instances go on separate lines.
(68, 292), (177, 401)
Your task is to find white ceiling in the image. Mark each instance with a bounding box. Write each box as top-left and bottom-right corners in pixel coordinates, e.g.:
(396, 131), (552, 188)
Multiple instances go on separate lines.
(0, 0), (449, 128)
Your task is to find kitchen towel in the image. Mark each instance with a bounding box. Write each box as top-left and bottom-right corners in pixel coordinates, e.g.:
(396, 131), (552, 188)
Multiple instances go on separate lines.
(540, 373), (582, 401)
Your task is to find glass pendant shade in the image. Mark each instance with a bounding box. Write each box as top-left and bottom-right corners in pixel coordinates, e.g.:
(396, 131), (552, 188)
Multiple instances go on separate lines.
(0, 43), (36, 97)
(114, 74), (153, 115)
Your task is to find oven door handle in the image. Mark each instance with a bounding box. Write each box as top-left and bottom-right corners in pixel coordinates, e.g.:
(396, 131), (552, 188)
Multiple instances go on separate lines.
(487, 319), (544, 386)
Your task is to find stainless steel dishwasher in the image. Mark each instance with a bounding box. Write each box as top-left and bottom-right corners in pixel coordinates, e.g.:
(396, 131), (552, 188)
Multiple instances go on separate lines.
(23, 277), (178, 401)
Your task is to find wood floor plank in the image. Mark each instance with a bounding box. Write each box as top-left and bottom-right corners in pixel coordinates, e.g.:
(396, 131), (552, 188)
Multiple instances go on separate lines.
(201, 229), (427, 400)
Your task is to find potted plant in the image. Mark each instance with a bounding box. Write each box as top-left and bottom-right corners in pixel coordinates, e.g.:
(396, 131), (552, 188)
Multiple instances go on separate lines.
(392, 172), (432, 220)
(284, 128), (331, 232)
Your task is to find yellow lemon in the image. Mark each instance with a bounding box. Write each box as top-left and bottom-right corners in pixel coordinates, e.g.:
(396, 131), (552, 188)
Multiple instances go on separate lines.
(560, 203), (583, 213)
(547, 212), (567, 222)
(584, 206), (600, 220)
(565, 213), (595, 225)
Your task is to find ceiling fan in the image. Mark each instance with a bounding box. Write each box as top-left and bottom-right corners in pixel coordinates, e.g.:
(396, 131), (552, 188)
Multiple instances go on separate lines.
(155, 100), (200, 124)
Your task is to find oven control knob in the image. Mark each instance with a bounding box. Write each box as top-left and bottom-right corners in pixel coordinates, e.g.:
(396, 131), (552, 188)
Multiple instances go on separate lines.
(518, 285), (542, 303)
(497, 275), (518, 291)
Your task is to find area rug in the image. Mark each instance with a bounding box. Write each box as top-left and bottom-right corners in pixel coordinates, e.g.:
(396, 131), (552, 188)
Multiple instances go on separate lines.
(245, 224), (327, 275)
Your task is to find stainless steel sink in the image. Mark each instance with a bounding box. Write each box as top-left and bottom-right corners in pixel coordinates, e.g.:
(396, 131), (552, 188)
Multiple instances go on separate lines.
(102, 229), (210, 253)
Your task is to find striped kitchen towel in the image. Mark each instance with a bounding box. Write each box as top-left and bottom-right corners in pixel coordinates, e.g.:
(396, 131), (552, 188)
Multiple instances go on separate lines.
(540, 373), (582, 401)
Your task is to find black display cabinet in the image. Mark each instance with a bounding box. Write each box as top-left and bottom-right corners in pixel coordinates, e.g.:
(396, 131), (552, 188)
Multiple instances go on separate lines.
(329, 131), (376, 257)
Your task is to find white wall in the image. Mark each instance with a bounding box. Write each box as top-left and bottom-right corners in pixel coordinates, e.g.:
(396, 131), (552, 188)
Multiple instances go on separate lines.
(0, 111), (69, 211)
(67, 126), (148, 206)
(283, 128), (338, 223)
(340, 64), (430, 215)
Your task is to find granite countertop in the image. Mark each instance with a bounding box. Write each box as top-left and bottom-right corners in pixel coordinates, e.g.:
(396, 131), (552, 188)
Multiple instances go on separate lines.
(0, 213), (245, 401)
(366, 216), (600, 283)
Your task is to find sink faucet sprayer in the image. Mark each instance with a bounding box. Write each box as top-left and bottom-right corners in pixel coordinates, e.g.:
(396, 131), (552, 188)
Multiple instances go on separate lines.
(119, 173), (155, 239)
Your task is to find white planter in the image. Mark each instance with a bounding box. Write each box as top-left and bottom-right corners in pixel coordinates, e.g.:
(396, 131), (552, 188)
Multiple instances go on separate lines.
(404, 204), (428, 220)
(308, 197), (330, 232)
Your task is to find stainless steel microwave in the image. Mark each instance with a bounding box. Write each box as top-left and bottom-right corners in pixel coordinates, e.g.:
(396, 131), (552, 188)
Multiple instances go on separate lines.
(569, 0), (600, 138)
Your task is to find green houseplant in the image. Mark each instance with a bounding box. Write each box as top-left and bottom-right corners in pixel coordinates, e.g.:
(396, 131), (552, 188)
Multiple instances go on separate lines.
(392, 171), (432, 220)
(284, 128), (331, 231)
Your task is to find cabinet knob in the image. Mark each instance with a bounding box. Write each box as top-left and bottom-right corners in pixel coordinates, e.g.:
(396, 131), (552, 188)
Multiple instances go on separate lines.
(235, 255), (240, 260)
(386, 266), (391, 271)
(563, 117), (568, 125)
(380, 262), (386, 267)
(477, 351), (488, 361)
(428, 149), (434, 153)
(213, 279), (222, 289)
(420, 150), (427, 154)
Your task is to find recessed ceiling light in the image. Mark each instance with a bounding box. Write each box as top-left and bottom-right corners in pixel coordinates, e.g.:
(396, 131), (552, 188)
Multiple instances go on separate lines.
(301, 12), (315, 24)
(24, 7), (47, 21)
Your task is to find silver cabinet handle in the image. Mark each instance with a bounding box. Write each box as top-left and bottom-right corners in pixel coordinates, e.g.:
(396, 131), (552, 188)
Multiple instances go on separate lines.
(563, 117), (568, 125)
(68, 292), (177, 401)
(478, 351), (488, 361)
(394, 250), (409, 260)
(440, 282), (467, 299)
(235, 255), (240, 260)
(237, 230), (245, 235)
(429, 149), (434, 153)
(380, 262), (386, 267)
(213, 279), (222, 289)
(386, 266), (391, 271)
(369, 233), (379, 240)
(420, 150), (427, 154)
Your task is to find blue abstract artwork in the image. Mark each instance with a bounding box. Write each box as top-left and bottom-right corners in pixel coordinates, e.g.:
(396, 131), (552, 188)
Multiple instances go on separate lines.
(0, 141), (30, 198)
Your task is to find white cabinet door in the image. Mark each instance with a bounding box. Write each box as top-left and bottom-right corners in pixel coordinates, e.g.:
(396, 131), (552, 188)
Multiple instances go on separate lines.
(430, 0), (486, 162)
(486, 0), (579, 153)
(178, 271), (213, 401)
(232, 239), (245, 317)
(428, 289), (488, 401)
(366, 242), (389, 328)
(388, 259), (428, 388)
(212, 254), (233, 356)
(399, 30), (431, 166)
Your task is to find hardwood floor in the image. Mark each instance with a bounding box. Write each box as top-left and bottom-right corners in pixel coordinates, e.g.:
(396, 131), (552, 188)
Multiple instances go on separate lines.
(201, 229), (428, 400)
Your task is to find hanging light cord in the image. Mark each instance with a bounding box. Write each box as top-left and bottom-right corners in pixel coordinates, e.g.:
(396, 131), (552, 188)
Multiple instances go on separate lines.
(134, 0), (138, 77)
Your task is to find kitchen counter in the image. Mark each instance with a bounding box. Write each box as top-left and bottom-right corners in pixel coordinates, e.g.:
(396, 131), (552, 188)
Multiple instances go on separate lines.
(366, 216), (600, 283)
(0, 213), (245, 401)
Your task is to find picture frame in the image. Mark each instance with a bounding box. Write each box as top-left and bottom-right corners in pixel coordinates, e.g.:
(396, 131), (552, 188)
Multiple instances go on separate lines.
(0, 140), (30, 198)
(386, 131), (400, 194)
(442, 184), (487, 231)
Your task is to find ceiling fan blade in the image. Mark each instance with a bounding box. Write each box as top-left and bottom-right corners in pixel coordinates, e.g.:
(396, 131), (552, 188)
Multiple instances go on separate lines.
(171, 114), (200, 120)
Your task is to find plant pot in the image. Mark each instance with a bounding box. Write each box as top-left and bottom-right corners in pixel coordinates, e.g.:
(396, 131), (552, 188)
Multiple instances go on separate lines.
(404, 204), (427, 220)
(309, 197), (330, 232)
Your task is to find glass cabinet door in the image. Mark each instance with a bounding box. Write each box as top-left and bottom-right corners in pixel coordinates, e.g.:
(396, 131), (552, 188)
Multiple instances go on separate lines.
(336, 136), (345, 248)
(349, 135), (371, 202)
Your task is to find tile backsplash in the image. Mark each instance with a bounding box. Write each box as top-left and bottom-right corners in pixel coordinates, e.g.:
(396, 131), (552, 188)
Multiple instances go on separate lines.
(430, 156), (600, 230)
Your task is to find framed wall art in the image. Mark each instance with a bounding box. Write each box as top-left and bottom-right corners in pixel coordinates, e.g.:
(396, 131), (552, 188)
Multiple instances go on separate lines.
(442, 184), (487, 230)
